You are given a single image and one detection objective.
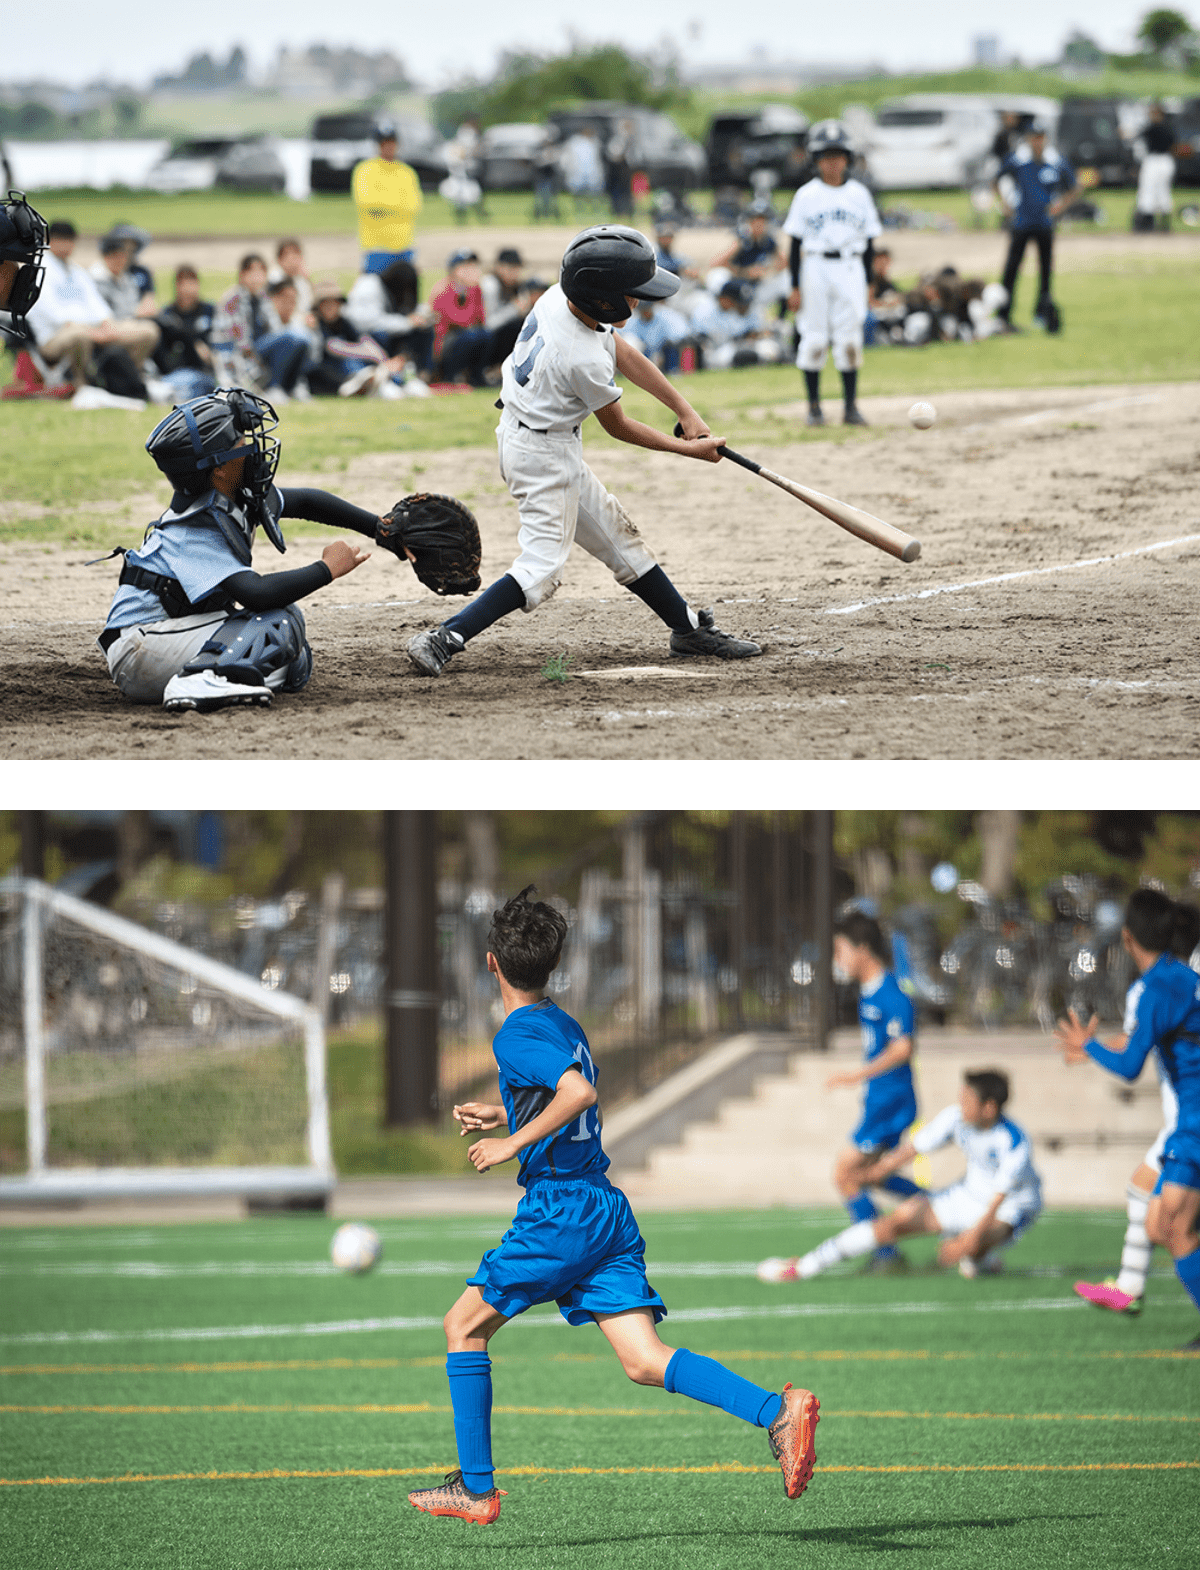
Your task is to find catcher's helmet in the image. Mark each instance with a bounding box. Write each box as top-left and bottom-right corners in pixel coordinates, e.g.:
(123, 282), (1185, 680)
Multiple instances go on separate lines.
(560, 224), (680, 324)
(807, 120), (853, 159)
(0, 191), (48, 338)
(146, 388), (285, 556)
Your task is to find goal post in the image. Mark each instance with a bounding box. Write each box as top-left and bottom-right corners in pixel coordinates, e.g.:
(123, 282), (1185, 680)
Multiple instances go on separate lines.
(0, 877), (334, 1204)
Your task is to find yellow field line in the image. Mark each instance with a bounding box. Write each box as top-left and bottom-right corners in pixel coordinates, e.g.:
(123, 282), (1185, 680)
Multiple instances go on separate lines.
(3, 1461), (1196, 1489)
(4, 1403), (1197, 1425)
(5, 1347), (1196, 1378)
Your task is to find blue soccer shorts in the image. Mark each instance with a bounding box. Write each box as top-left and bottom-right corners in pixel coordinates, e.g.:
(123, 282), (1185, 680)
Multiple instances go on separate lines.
(468, 1175), (667, 1327)
(851, 1103), (917, 1156)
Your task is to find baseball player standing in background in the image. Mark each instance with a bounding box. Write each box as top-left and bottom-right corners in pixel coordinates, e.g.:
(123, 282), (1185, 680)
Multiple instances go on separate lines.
(992, 121), (1076, 332)
(406, 225), (762, 677)
(352, 121), (423, 276)
(782, 122), (881, 427)
(1133, 102), (1178, 232)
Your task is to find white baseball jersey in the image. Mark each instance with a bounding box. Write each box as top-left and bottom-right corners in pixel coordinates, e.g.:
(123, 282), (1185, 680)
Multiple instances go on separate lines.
(498, 283), (621, 433)
(782, 176), (881, 256)
(1125, 977), (1181, 1132)
(913, 1104), (1041, 1207)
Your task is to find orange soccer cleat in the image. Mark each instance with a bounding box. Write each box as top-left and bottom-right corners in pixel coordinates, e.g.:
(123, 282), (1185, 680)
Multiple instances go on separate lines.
(408, 1470), (507, 1525)
(767, 1383), (820, 1499)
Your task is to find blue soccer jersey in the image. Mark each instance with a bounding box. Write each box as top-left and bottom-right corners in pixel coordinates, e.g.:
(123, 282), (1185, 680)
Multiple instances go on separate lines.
(492, 999), (608, 1187)
(858, 971), (917, 1129)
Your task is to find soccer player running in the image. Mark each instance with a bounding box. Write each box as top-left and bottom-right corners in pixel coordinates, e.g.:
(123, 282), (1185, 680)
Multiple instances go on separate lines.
(408, 888), (819, 1526)
(1055, 889), (1200, 1350)
(759, 1069), (1042, 1283)
(759, 911), (921, 1281)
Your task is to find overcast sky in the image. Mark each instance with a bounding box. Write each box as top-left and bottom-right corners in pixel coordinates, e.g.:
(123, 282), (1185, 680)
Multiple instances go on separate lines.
(13, 0), (1158, 89)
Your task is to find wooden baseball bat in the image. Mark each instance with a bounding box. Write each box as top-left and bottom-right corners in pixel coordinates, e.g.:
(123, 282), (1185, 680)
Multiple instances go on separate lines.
(674, 425), (921, 563)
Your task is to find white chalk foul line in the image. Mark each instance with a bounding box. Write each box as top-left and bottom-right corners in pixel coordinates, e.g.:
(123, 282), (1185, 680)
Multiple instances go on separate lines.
(826, 531), (1200, 616)
(0, 1295), (1088, 1346)
(0, 1260), (761, 1281)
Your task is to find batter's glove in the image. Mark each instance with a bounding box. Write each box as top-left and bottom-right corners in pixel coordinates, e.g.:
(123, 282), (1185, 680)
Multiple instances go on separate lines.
(376, 493), (482, 596)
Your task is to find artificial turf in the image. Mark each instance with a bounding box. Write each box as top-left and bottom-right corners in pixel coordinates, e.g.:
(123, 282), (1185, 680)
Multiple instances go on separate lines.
(1, 1206), (1197, 1569)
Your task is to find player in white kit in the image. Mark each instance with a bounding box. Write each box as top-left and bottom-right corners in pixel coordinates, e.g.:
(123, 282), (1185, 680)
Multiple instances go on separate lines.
(758, 1070), (1042, 1282)
(782, 122), (881, 428)
(406, 225), (761, 675)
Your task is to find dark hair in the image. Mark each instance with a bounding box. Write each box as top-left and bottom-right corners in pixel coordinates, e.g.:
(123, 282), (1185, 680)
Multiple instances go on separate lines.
(488, 885), (567, 992)
(276, 238), (301, 258)
(267, 277), (296, 296)
(174, 264), (198, 282)
(1125, 888), (1176, 953)
(99, 235), (127, 256)
(238, 252), (267, 275)
(1171, 901), (1200, 960)
(833, 910), (890, 965)
(380, 257), (418, 314)
(48, 221), (77, 240)
(965, 1069), (1009, 1111)
(496, 248), (522, 266)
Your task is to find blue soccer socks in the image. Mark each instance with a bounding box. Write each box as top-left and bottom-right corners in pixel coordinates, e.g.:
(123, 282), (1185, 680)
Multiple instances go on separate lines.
(880, 1174), (924, 1199)
(1174, 1246), (1200, 1314)
(846, 1191), (879, 1223)
(446, 1350), (494, 1493)
(664, 1347), (784, 1429)
(444, 573), (526, 642)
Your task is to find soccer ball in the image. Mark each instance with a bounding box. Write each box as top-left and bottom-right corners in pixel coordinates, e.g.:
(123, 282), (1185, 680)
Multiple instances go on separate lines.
(331, 1222), (382, 1275)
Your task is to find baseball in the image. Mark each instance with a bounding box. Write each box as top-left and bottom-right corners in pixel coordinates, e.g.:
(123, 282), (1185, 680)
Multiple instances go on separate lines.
(908, 402), (937, 430)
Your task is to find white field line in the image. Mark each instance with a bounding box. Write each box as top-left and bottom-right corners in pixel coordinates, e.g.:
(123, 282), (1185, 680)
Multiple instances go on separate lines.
(0, 1260), (761, 1280)
(961, 392), (1163, 432)
(826, 531), (1200, 617)
(0, 1295), (1096, 1346)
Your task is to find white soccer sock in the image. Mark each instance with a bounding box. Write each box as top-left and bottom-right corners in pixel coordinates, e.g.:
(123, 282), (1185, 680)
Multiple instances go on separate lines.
(798, 1219), (877, 1279)
(1116, 1182), (1153, 1299)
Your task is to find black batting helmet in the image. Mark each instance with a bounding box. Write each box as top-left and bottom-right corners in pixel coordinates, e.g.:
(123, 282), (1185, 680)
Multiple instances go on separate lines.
(560, 224), (680, 324)
(145, 388), (285, 556)
(0, 191), (48, 338)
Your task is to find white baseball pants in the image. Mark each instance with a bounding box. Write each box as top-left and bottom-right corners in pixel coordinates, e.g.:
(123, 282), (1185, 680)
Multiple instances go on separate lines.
(1137, 153), (1174, 214)
(497, 414), (658, 610)
(796, 253), (867, 373)
(104, 611), (231, 703)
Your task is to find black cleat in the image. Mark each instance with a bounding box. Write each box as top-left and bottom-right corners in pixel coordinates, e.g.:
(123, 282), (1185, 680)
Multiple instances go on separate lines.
(843, 406), (868, 426)
(1181, 1334), (1200, 1353)
(806, 407), (825, 427)
(670, 608), (761, 660)
(407, 625), (466, 676)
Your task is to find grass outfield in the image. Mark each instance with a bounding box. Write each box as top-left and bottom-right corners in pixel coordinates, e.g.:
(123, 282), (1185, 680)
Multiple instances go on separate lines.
(1, 1207), (1196, 1569)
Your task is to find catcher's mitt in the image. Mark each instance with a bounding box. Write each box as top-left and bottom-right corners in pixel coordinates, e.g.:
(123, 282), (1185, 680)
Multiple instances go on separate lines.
(376, 493), (481, 596)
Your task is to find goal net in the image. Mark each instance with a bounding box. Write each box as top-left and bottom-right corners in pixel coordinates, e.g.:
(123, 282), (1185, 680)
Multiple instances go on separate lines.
(0, 878), (333, 1203)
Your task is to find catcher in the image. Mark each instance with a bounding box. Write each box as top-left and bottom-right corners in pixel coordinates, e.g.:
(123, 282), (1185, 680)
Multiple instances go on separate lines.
(98, 387), (481, 713)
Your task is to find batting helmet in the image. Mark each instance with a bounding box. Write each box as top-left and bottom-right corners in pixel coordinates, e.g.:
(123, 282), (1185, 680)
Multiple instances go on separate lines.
(145, 388), (285, 558)
(807, 120), (853, 159)
(0, 191), (48, 338)
(560, 224), (680, 324)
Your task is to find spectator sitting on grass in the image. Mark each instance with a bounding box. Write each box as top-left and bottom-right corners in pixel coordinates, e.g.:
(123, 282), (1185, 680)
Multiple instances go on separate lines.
(152, 264), (216, 401)
(430, 249), (493, 386)
(104, 223), (156, 304)
(211, 252), (309, 403)
(617, 297), (692, 374)
(481, 248), (533, 366)
(267, 238), (313, 315)
(345, 257), (434, 376)
(25, 220), (159, 391)
(91, 234), (161, 341)
(690, 276), (784, 368)
(308, 278), (416, 399)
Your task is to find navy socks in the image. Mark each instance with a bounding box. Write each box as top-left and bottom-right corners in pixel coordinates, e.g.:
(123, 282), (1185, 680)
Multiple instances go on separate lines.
(881, 1174), (924, 1199)
(446, 1350), (494, 1493)
(841, 369), (858, 408)
(664, 1347), (783, 1428)
(804, 369), (821, 407)
(846, 1191), (879, 1224)
(443, 573), (526, 642)
(626, 565), (695, 633)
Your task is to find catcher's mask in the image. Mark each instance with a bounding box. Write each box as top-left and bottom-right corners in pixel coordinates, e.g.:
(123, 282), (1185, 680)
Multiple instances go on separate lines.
(145, 388), (285, 556)
(560, 224), (680, 325)
(0, 191), (48, 339)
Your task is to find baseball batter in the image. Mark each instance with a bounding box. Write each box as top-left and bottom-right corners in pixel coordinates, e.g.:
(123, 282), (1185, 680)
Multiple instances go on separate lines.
(783, 121), (881, 427)
(406, 224), (762, 676)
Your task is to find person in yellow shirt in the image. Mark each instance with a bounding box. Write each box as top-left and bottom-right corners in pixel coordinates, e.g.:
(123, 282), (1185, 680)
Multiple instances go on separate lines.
(352, 120), (423, 274)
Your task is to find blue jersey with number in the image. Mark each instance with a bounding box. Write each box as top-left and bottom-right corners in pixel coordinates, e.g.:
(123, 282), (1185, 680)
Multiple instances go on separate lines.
(859, 970), (917, 1125)
(492, 998), (606, 1187)
(1087, 954), (1200, 1154)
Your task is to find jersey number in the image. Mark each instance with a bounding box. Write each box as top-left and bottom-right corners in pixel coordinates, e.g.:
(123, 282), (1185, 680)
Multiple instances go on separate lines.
(569, 1040), (600, 1143)
(512, 313), (544, 386)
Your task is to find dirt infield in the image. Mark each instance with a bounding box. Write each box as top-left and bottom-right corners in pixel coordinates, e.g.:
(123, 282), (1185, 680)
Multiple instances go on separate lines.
(2, 379), (1198, 761)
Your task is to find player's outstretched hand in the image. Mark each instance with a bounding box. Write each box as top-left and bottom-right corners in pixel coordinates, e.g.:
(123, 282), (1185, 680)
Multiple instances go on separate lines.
(1053, 1006), (1098, 1064)
(467, 1135), (518, 1172)
(322, 540), (371, 579)
(454, 1102), (505, 1136)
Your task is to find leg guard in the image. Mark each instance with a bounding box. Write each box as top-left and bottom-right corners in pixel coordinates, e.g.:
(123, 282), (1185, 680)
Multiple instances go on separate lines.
(183, 605), (312, 694)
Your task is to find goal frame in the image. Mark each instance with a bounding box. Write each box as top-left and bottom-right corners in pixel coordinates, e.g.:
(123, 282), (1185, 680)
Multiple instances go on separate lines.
(0, 877), (334, 1204)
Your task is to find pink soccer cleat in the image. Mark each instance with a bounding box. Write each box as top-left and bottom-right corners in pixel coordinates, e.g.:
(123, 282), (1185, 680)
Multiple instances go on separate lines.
(1074, 1278), (1140, 1314)
(757, 1256), (800, 1283)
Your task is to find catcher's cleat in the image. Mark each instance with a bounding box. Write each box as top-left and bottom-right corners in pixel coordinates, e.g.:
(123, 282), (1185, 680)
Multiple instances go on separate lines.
(669, 609), (761, 660)
(408, 1469), (507, 1525)
(1074, 1278), (1142, 1315)
(407, 625), (466, 676)
(757, 1256), (800, 1283)
(843, 406), (868, 426)
(767, 1383), (820, 1499)
(806, 407), (825, 427)
(163, 671), (272, 713)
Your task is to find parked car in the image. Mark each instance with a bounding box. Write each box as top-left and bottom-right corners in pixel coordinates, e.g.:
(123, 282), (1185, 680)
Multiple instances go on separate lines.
(476, 122), (549, 191)
(145, 137), (287, 194)
(547, 103), (706, 190)
(1056, 98), (1137, 187)
(308, 112), (449, 193)
(1168, 97), (1200, 186)
(705, 104), (809, 188)
(864, 95), (1005, 190)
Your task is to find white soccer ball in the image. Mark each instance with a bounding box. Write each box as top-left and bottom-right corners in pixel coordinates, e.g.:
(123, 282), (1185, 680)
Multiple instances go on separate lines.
(908, 401), (937, 430)
(331, 1222), (382, 1275)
